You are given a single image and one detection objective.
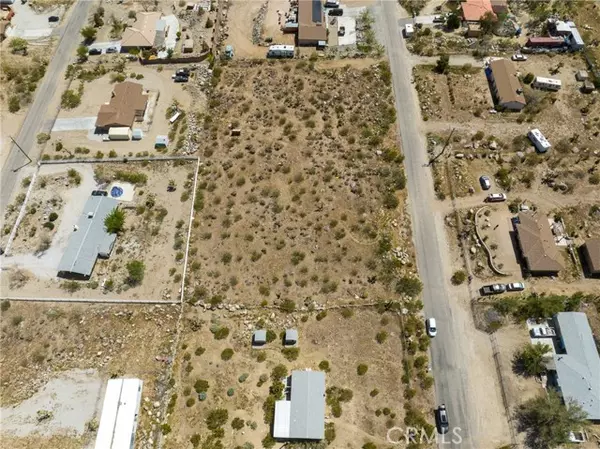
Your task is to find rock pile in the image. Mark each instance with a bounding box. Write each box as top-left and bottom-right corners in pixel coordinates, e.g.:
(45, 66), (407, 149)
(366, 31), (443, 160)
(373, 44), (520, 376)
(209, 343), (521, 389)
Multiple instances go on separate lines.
(252, 1), (268, 44)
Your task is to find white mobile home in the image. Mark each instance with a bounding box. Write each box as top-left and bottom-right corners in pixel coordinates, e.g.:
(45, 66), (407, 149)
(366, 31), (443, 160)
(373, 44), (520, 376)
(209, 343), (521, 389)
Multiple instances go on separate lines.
(267, 45), (295, 58)
(404, 24), (414, 38)
(528, 129), (551, 153)
(95, 378), (143, 449)
(533, 76), (562, 91)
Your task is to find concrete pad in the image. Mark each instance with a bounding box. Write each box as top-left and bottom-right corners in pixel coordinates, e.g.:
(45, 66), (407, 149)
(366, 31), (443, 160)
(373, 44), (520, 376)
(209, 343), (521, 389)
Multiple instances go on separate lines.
(52, 117), (97, 132)
(5, 1), (63, 40)
(157, 15), (180, 58)
(337, 16), (357, 46)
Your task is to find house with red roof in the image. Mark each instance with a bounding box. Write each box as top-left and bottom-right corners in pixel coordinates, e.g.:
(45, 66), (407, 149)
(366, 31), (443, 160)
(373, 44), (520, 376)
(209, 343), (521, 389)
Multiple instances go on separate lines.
(461, 0), (496, 22)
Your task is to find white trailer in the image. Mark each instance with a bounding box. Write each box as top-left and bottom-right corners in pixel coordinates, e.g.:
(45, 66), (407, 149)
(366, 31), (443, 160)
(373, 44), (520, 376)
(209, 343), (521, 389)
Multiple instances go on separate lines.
(533, 76), (562, 91)
(267, 45), (295, 58)
(404, 24), (414, 38)
(108, 127), (131, 141)
(528, 129), (551, 153)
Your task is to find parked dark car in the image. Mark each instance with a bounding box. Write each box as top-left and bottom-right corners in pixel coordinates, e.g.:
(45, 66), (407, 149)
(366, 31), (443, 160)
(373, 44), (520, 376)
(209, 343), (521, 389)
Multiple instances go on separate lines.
(480, 284), (507, 296)
(479, 175), (491, 190)
(91, 190), (108, 197)
(106, 47), (118, 54)
(328, 8), (343, 16)
(338, 26), (346, 36)
(174, 76), (189, 83)
(48, 15), (60, 22)
(436, 404), (449, 434)
(88, 48), (102, 55)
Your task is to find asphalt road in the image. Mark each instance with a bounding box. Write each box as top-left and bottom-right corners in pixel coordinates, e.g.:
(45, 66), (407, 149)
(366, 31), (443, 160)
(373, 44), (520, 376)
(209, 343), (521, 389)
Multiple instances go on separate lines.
(378, 1), (476, 447)
(0, 0), (92, 213)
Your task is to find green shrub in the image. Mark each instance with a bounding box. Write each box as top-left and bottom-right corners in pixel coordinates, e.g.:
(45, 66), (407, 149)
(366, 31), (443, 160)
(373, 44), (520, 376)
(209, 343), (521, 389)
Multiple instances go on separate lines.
(194, 379), (209, 393)
(282, 347), (299, 361)
(125, 260), (145, 286)
(319, 360), (330, 372)
(221, 348), (234, 361)
(357, 364), (368, 375)
(206, 408), (229, 430)
(370, 389), (379, 397)
(316, 310), (327, 321)
(212, 326), (230, 340)
(104, 208), (125, 233)
(227, 387), (235, 396)
(186, 397), (195, 407)
(451, 270), (467, 285)
(376, 331), (388, 344)
(231, 417), (245, 430)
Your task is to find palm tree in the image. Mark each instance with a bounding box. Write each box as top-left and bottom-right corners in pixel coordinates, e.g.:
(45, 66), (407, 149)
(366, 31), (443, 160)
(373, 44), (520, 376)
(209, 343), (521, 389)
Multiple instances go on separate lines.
(513, 343), (551, 377)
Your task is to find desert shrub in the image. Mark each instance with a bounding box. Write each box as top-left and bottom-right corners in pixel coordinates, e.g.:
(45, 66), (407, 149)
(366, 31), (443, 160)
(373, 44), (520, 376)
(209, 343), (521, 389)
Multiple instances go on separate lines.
(370, 389), (379, 397)
(319, 360), (330, 372)
(357, 364), (368, 375)
(451, 270), (467, 285)
(221, 348), (234, 361)
(212, 326), (230, 340)
(104, 208), (125, 233)
(281, 347), (299, 361)
(186, 397), (195, 407)
(231, 417), (245, 430)
(340, 308), (354, 318)
(280, 298), (296, 313)
(194, 379), (209, 393)
(316, 310), (327, 321)
(376, 331), (388, 344)
(206, 408), (228, 430)
(125, 260), (145, 286)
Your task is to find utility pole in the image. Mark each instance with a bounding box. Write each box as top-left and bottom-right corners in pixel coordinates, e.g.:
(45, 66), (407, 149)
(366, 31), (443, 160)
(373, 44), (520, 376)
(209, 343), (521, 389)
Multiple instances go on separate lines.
(428, 127), (455, 166)
(9, 136), (32, 172)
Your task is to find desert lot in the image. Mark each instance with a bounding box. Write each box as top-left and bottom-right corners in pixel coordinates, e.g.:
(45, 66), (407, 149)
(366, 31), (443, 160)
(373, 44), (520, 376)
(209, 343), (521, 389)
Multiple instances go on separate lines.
(1, 159), (197, 301)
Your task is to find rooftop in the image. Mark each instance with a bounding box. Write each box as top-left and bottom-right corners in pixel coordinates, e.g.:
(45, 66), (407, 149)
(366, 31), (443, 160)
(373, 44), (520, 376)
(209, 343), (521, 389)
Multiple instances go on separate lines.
(96, 81), (148, 129)
(515, 211), (564, 273)
(489, 58), (526, 107)
(583, 238), (600, 273)
(553, 312), (600, 420)
(461, 0), (495, 22)
(94, 378), (143, 449)
(57, 196), (118, 278)
(121, 12), (162, 47)
(274, 370), (325, 440)
(297, 0), (327, 42)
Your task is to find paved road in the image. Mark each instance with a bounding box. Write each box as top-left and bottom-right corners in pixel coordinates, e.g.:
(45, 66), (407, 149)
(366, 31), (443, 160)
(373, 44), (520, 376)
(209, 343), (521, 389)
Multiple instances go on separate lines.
(0, 0), (92, 213)
(378, 1), (477, 447)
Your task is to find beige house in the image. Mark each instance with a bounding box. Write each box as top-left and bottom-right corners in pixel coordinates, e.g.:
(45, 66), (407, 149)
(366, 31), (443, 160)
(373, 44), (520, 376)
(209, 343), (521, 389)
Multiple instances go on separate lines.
(486, 58), (526, 111)
(514, 211), (564, 276)
(96, 81), (148, 132)
(297, 0), (327, 46)
(121, 12), (166, 50)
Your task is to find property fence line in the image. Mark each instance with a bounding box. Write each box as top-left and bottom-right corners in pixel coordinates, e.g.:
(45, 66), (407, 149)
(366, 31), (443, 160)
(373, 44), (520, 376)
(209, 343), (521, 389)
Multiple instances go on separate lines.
(490, 332), (519, 446)
(2, 167), (40, 257)
(0, 296), (179, 304)
(139, 53), (210, 65)
(39, 155), (198, 165)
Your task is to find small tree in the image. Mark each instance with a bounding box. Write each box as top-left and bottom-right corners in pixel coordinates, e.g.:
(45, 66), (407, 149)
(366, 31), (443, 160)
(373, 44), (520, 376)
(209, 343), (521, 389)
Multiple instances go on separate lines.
(205, 17), (213, 28)
(516, 391), (588, 448)
(480, 11), (498, 34)
(77, 46), (89, 62)
(523, 72), (535, 84)
(10, 38), (28, 55)
(446, 13), (461, 30)
(435, 53), (450, 74)
(451, 270), (467, 285)
(206, 408), (229, 430)
(126, 260), (145, 286)
(513, 343), (551, 377)
(395, 276), (423, 297)
(80, 26), (98, 43)
(8, 96), (20, 113)
(104, 208), (125, 233)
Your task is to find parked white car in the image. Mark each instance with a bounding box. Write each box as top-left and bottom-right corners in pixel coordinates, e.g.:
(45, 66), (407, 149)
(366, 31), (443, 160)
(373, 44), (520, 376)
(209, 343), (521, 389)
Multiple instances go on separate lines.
(506, 282), (525, 291)
(512, 54), (528, 61)
(486, 193), (507, 202)
(426, 318), (437, 337)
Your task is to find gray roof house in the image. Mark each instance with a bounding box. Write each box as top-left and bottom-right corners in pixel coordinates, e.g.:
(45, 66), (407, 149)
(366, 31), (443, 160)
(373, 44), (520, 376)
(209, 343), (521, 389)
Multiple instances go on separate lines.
(285, 329), (298, 346)
(57, 196), (118, 280)
(253, 329), (267, 346)
(550, 312), (600, 421)
(273, 370), (325, 440)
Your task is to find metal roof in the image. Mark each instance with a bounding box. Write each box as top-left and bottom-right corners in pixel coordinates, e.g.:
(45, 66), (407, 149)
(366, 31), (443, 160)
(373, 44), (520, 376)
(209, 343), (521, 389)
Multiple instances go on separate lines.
(289, 370), (325, 439)
(57, 196), (118, 278)
(253, 329), (267, 343)
(285, 329), (298, 342)
(553, 312), (600, 420)
(95, 378), (143, 449)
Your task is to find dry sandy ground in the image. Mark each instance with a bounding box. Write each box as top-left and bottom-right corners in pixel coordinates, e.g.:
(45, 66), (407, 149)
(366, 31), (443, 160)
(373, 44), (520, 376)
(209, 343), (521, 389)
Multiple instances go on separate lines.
(167, 307), (418, 449)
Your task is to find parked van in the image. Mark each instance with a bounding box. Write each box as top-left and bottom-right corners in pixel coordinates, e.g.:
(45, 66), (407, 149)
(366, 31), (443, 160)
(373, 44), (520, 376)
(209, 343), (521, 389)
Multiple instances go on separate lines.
(267, 45), (295, 58)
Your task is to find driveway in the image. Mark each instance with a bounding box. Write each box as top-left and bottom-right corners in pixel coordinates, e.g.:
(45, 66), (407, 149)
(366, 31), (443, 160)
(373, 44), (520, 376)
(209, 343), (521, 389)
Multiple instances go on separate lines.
(87, 41), (122, 54)
(0, 0), (93, 214)
(52, 117), (97, 132)
(377, 1), (511, 447)
(5, 1), (63, 39)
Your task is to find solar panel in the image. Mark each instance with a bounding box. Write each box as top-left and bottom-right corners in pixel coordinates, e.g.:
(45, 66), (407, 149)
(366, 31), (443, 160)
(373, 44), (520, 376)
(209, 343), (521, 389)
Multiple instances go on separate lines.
(312, 0), (322, 23)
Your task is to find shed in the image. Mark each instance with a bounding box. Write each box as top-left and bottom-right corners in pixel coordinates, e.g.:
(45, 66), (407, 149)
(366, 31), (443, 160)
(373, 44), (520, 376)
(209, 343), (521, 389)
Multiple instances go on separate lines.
(155, 135), (169, 149)
(94, 378), (143, 449)
(582, 80), (596, 93)
(183, 38), (194, 53)
(108, 127), (131, 141)
(284, 329), (298, 346)
(253, 329), (267, 346)
(575, 70), (589, 81)
(581, 238), (600, 276)
(186, 2), (195, 9)
(467, 23), (482, 37)
(131, 129), (143, 140)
